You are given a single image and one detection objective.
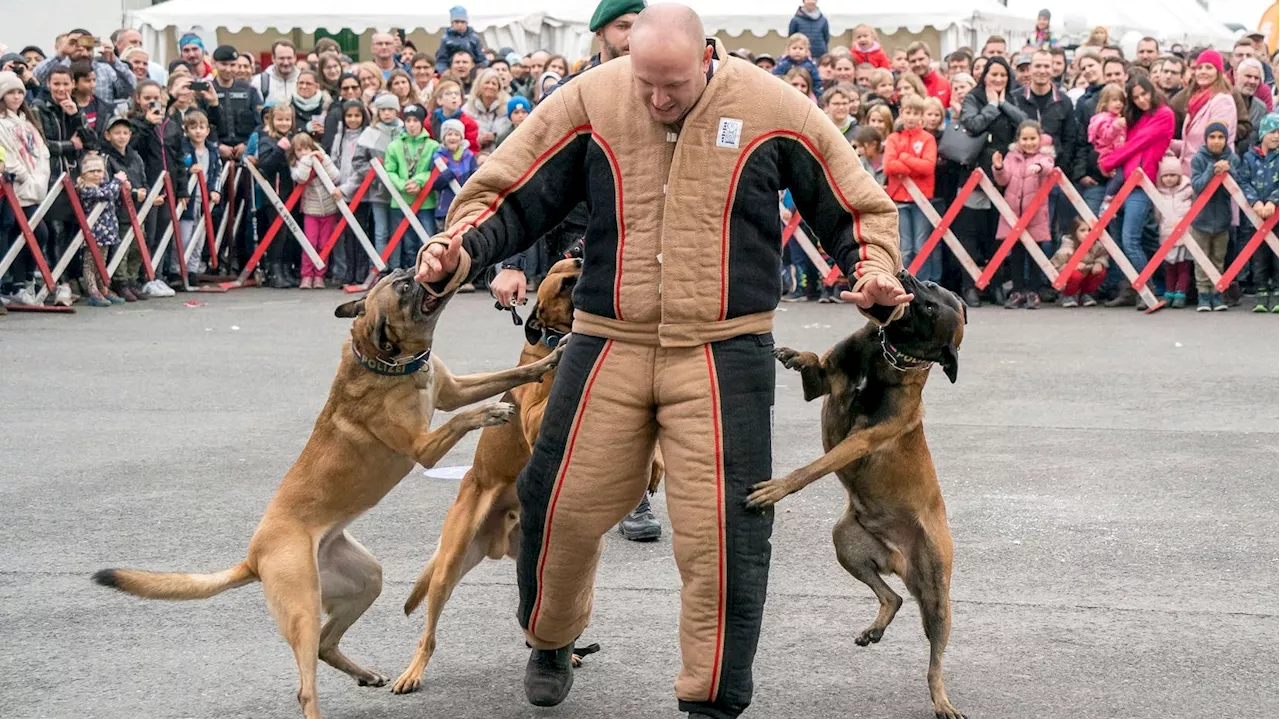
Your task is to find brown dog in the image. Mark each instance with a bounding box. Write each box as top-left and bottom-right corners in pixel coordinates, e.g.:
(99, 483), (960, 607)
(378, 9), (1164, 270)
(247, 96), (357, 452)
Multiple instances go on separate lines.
(391, 257), (663, 694)
(92, 269), (563, 719)
(745, 272), (967, 719)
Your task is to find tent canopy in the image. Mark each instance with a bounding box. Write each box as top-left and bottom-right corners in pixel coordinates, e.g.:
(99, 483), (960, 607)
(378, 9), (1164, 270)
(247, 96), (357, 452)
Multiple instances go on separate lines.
(685, 0), (1035, 38)
(1006, 0), (1236, 47)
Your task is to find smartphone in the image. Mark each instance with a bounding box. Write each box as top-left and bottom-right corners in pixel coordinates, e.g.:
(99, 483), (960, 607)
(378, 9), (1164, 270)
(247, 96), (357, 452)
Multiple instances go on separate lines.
(77, 36), (98, 48)
(191, 80), (209, 92)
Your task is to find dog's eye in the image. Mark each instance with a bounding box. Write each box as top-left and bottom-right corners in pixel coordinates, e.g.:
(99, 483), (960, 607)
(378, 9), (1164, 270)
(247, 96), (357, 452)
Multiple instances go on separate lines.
(396, 282), (407, 295)
(924, 302), (936, 314)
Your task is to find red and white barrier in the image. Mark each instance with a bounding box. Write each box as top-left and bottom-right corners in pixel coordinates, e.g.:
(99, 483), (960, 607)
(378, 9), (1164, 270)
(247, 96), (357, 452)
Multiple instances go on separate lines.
(105, 176), (162, 282)
(0, 174), (64, 310)
(343, 158), (443, 293)
(312, 167), (385, 274)
(218, 161), (320, 290)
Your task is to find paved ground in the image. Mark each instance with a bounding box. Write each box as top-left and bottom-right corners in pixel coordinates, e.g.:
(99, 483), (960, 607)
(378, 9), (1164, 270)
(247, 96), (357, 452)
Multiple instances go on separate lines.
(1, 290), (1276, 719)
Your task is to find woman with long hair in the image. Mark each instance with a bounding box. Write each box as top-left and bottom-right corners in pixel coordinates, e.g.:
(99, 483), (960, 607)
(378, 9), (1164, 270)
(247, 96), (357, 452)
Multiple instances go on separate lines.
(1098, 75), (1174, 308)
(387, 69), (417, 110)
(1176, 50), (1239, 174)
(316, 55), (344, 97)
(545, 55), (570, 78)
(0, 70), (50, 303)
(463, 68), (511, 152)
(354, 61), (386, 107)
(410, 52), (437, 103)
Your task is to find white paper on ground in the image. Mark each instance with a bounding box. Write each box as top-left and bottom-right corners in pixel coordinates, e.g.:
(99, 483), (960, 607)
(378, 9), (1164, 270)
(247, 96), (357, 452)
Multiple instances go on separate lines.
(423, 465), (470, 480)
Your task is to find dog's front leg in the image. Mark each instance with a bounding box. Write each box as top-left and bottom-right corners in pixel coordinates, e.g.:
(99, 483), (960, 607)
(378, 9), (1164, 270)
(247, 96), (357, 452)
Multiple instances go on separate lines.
(410, 403), (516, 468)
(431, 343), (566, 411)
(745, 412), (918, 508)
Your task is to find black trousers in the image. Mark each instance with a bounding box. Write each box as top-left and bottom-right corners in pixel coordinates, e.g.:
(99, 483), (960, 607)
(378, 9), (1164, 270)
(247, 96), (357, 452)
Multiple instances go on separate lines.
(516, 333), (776, 719)
(953, 205), (1000, 293)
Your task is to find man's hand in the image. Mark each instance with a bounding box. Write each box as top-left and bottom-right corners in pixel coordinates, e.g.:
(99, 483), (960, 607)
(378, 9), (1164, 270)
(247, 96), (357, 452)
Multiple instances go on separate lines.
(1081, 177), (1098, 187)
(415, 233), (463, 284)
(840, 274), (914, 309)
(233, 143), (246, 160)
(100, 40), (116, 64)
(491, 268), (527, 307)
(218, 144), (234, 161)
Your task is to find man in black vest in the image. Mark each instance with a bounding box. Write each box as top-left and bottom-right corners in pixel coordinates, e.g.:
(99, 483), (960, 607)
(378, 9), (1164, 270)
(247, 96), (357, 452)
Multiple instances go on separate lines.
(212, 44), (263, 272)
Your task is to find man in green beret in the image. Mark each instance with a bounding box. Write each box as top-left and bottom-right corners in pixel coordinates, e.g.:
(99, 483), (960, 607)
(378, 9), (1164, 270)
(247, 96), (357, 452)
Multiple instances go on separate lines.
(589, 0), (647, 64)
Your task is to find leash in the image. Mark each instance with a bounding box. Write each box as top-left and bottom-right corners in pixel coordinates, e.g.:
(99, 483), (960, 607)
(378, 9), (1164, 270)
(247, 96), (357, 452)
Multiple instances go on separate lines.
(494, 300), (523, 326)
(878, 328), (932, 372)
(351, 344), (432, 376)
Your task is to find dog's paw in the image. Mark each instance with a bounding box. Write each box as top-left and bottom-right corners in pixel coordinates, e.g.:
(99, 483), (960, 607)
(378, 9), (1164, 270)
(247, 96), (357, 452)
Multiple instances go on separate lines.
(773, 347), (807, 372)
(855, 626), (885, 646)
(460, 402), (516, 430)
(745, 478), (790, 509)
(390, 670), (423, 695)
(932, 699), (966, 719)
(356, 671), (389, 688)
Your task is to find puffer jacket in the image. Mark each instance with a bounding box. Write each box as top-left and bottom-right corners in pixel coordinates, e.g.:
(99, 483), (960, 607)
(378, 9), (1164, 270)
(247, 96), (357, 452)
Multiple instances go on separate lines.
(331, 125), (371, 203)
(992, 139), (1055, 242)
(422, 39), (904, 345)
(1189, 143), (1241, 234)
(1051, 231), (1109, 272)
(1240, 145), (1279, 206)
(434, 27), (485, 73)
(1151, 168), (1195, 241)
(430, 144), (477, 220)
(883, 127), (936, 202)
(290, 151), (341, 217)
(353, 120), (401, 205)
(0, 110), (50, 206)
(1088, 111), (1125, 161)
(787, 8), (830, 58)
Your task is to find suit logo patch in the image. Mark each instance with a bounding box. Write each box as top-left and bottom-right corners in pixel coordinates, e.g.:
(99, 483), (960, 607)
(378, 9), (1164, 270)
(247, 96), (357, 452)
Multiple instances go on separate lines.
(716, 118), (743, 149)
(913, 140), (924, 154)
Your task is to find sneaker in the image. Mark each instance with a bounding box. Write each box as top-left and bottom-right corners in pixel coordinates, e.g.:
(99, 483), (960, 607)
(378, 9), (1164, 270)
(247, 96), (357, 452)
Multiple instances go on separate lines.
(781, 290), (807, 302)
(1061, 295), (1078, 308)
(524, 645), (575, 707)
(1081, 293), (1098, 307)
(299, 276), (313, 290)
(1196, 294), (1212, 312)
(106, 292), (126, 305)
(312, 277), (326, 290)
(1171, 292), (1187, 309)
(54, 283), (73, 306)
(86, 293), (111, 307)
(15, 285), (39, 306)
(130, 281), (147, 301)
(1253, 298), (1270, 313)
(1004, 291), (1024, 309)
(618, 495), (661, 541)
(1212, 292), (1228, 311)
(1024, 292), (1040, 309)
(1163, 291), (1176, 305)
(154, 280), (176, 297)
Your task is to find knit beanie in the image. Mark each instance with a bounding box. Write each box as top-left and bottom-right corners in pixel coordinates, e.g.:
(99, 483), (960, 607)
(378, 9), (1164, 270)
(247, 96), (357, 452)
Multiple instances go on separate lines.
(1204, 120), (1229, 143)
(373, 93), (400, 111)
(1194, 49), (1224, 76)
(0, 70), (23, 99)
(440, 118), (465, 139)
(178, 33), (205, 52)
(80, 153), (105, 174)
(1260, 112), (1279, 137)
(402, 103), (428, 123)
(507, 95), (531, 116)
(1157, 155), (1182, 180)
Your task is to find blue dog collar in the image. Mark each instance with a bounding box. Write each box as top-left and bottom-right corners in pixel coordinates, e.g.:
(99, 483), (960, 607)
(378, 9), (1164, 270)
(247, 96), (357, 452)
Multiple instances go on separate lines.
(352, 345), (432, 376)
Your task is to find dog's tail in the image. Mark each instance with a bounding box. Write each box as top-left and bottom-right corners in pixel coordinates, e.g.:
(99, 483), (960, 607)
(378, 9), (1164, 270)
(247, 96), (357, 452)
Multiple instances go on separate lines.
(92, 561), (257, 600)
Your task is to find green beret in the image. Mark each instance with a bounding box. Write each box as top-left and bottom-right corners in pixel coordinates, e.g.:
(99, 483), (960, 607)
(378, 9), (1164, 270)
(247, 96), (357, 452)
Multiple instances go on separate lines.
(589, 0), (646, 32)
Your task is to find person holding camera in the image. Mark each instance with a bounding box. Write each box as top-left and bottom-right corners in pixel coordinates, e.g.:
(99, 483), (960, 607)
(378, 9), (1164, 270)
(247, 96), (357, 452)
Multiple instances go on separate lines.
(32, 27), (134, 108)
(0, 54), (41, 100)
(127, 80), (185, 297)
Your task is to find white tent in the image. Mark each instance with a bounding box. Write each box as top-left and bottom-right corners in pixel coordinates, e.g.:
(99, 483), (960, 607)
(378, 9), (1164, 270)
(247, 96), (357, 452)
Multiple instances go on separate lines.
(1005, 0), (1237, 47)
(685, 0), (1037, 53)
(126, 0), (596, 59)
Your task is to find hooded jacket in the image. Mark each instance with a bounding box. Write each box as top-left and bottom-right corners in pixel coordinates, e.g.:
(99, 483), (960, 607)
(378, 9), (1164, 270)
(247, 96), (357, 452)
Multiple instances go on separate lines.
(0, 108), (50, 206)
(430, 143), (477, 220)
(787, 8), (830, 58)
(1151, 155), (1195, 242)
(1240, 143), (1279, 206)
(1069, 82), (1106, 183)
(289, 150), (341, 216)
(128, 114), (189, 200)
(34, 97), (95, 178)
(422, 40), (903, 346)
(430, 107), (480, 153)
(883, 126), (936, 202)
(434, 27), (486, 74)
(1050, 229), (1109, 272)
(384, 130), (442, 211)
(992, 137), (1056, 242)
(1189, 137), (1240, 234)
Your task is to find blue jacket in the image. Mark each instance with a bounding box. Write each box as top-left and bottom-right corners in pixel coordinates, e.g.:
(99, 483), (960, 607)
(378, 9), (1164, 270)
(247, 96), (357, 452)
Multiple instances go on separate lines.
(787, 9), (830, 58)
(430, 145), (477, 219)
(179, 137), (223, 219)
(1240, 145), (1278, 206)
(1189, 144), (1241, 234)
(773, 56), (821, 87)
(435, 27), (486, 74)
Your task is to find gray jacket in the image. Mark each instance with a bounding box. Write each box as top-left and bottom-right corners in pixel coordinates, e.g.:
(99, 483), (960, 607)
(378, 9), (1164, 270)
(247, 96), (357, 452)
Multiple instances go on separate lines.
(34, 54), (135, 108)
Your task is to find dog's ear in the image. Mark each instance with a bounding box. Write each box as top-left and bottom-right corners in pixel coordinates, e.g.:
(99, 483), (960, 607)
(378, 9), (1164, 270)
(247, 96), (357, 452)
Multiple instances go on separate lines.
(334, 297), (366, 318)
(370, 315), (396, 355)
(559, 274), (578, 295)
(524, 302), (542, 346)
(939, 343), (959, 384)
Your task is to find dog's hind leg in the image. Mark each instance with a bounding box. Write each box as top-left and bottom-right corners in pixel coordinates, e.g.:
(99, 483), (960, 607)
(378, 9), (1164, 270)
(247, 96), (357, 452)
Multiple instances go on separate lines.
(904, 515), (963, 719)
(317, 531), (388, 688)
(832, 511), (902, 647)
(392, 481), (505, 695)
(256, 535), (324, 719)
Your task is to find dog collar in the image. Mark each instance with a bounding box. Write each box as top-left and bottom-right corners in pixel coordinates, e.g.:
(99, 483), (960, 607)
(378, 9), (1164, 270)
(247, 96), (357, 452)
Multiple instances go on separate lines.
(540, 327), (568, 349)
(352, 345), (432, 376)
(879, 330), (932, 372)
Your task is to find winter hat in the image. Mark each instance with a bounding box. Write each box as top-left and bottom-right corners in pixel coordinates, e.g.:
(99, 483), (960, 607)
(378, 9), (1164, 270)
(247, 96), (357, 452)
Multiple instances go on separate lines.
(507, 95), (531, 115)
(211, 44), (238, 63)
(178, 33), (205, 52)
(0, 53), (25, 68)
(1204, 120), (1229, 143)
(402, 103), (427, 123)
(449, 6), (468, 22)
(19, 46), (45, 60)
(1194, 49), (1224, 76)
(102, 114), (133, 135)
(80, 153), (106, 174)
(440, 117), (466, 138)
(1259, 112), (1279, 137)
(373, 93), (401, 111)
(1037, 8), (1051, 19)
(1157, 155), (1182, 180)
(505, 51), (522, 66)
(589, 0), (646, 32)
(0, 70), (23, 99)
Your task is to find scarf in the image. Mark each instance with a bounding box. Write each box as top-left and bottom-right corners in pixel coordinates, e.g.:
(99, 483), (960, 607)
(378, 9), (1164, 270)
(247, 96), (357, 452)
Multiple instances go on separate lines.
(855, 41), (882, 55)
(0, 111), (46, 172)
(292, 91), (324, 113)
(1185, 87), (1218, 124)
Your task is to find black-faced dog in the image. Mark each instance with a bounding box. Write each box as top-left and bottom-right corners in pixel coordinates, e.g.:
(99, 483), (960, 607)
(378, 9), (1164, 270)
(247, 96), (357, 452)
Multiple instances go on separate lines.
(746, 271), (967, 719)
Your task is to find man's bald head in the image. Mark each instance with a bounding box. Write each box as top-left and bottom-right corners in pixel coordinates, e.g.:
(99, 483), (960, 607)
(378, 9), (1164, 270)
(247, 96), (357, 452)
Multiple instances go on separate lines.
(629, 3), (713, 124)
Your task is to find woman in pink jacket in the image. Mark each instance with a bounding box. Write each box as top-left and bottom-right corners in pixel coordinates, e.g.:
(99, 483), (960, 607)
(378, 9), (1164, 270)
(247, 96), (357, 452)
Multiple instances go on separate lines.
(1098, 76), (1175, 309)
(992, 120), (1056, 309)
(1179, 50), (1238, 175)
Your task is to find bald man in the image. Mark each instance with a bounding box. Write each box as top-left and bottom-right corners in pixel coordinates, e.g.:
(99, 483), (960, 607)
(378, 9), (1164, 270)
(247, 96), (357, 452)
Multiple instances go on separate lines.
(416, 5), (908, 717)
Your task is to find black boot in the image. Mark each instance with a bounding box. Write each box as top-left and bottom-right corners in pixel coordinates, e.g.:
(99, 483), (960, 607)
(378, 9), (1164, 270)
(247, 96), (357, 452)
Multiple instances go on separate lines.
(268, 262), (289, 289)
(1105, 286), (1137, 308)
(962, 287), (981, 308)
(989, 283), (1006, 306)
(619, 495), (661, 541)
(524, 644), (574, 707)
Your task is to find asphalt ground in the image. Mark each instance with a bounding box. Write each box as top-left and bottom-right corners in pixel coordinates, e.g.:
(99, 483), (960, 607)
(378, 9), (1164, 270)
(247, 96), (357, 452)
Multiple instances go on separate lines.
(1, 290), (1276, 719)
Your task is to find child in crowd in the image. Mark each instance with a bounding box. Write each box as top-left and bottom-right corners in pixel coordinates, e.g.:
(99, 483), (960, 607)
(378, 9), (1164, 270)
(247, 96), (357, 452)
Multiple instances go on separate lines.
(850, 24), (890, 69)
(101, 116), (148, 302)
(330, 99), (371, 285)
(177, 109), (222, 285)
(0, 69), (51, 305)
(1151, 155), (1195, 308)
(865, 69), (896, 112)
(1242, 113), (1279, 313)
(1051, 218), (1109, 307)
(384, 103), (442, 269)
(992, 120), (1055, 309)
(1088, 84), (1127, 204)
(495, 95), (530, 148)
(864, 105), (894, 140)
(357, 94), (404, 272)
(823, 85), (857, 143)
(251, 103), (297, 288)
(74, 153), (124, 307)
(287, 133), (341, 289)
(429, 79), (480, 153)
(773, 34), (821, 89)
(431, 117), (477, 225)
(884, 96), (939, 282)
(1188, 121), (1240, 312)
(853, 125), (885, 185)
(922, 97), (945, 134)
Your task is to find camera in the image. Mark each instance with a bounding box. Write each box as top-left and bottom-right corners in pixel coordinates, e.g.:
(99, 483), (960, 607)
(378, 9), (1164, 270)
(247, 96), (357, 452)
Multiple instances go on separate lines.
(76, 36), (98, 49)
(191, 80), (209, 92)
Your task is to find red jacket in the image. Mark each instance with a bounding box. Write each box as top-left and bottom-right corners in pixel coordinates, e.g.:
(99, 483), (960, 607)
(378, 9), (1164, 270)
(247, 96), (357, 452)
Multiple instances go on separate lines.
(883, 127), (937, 202)
(920, 70), (951, 107)
(851, 46), (891, 70)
